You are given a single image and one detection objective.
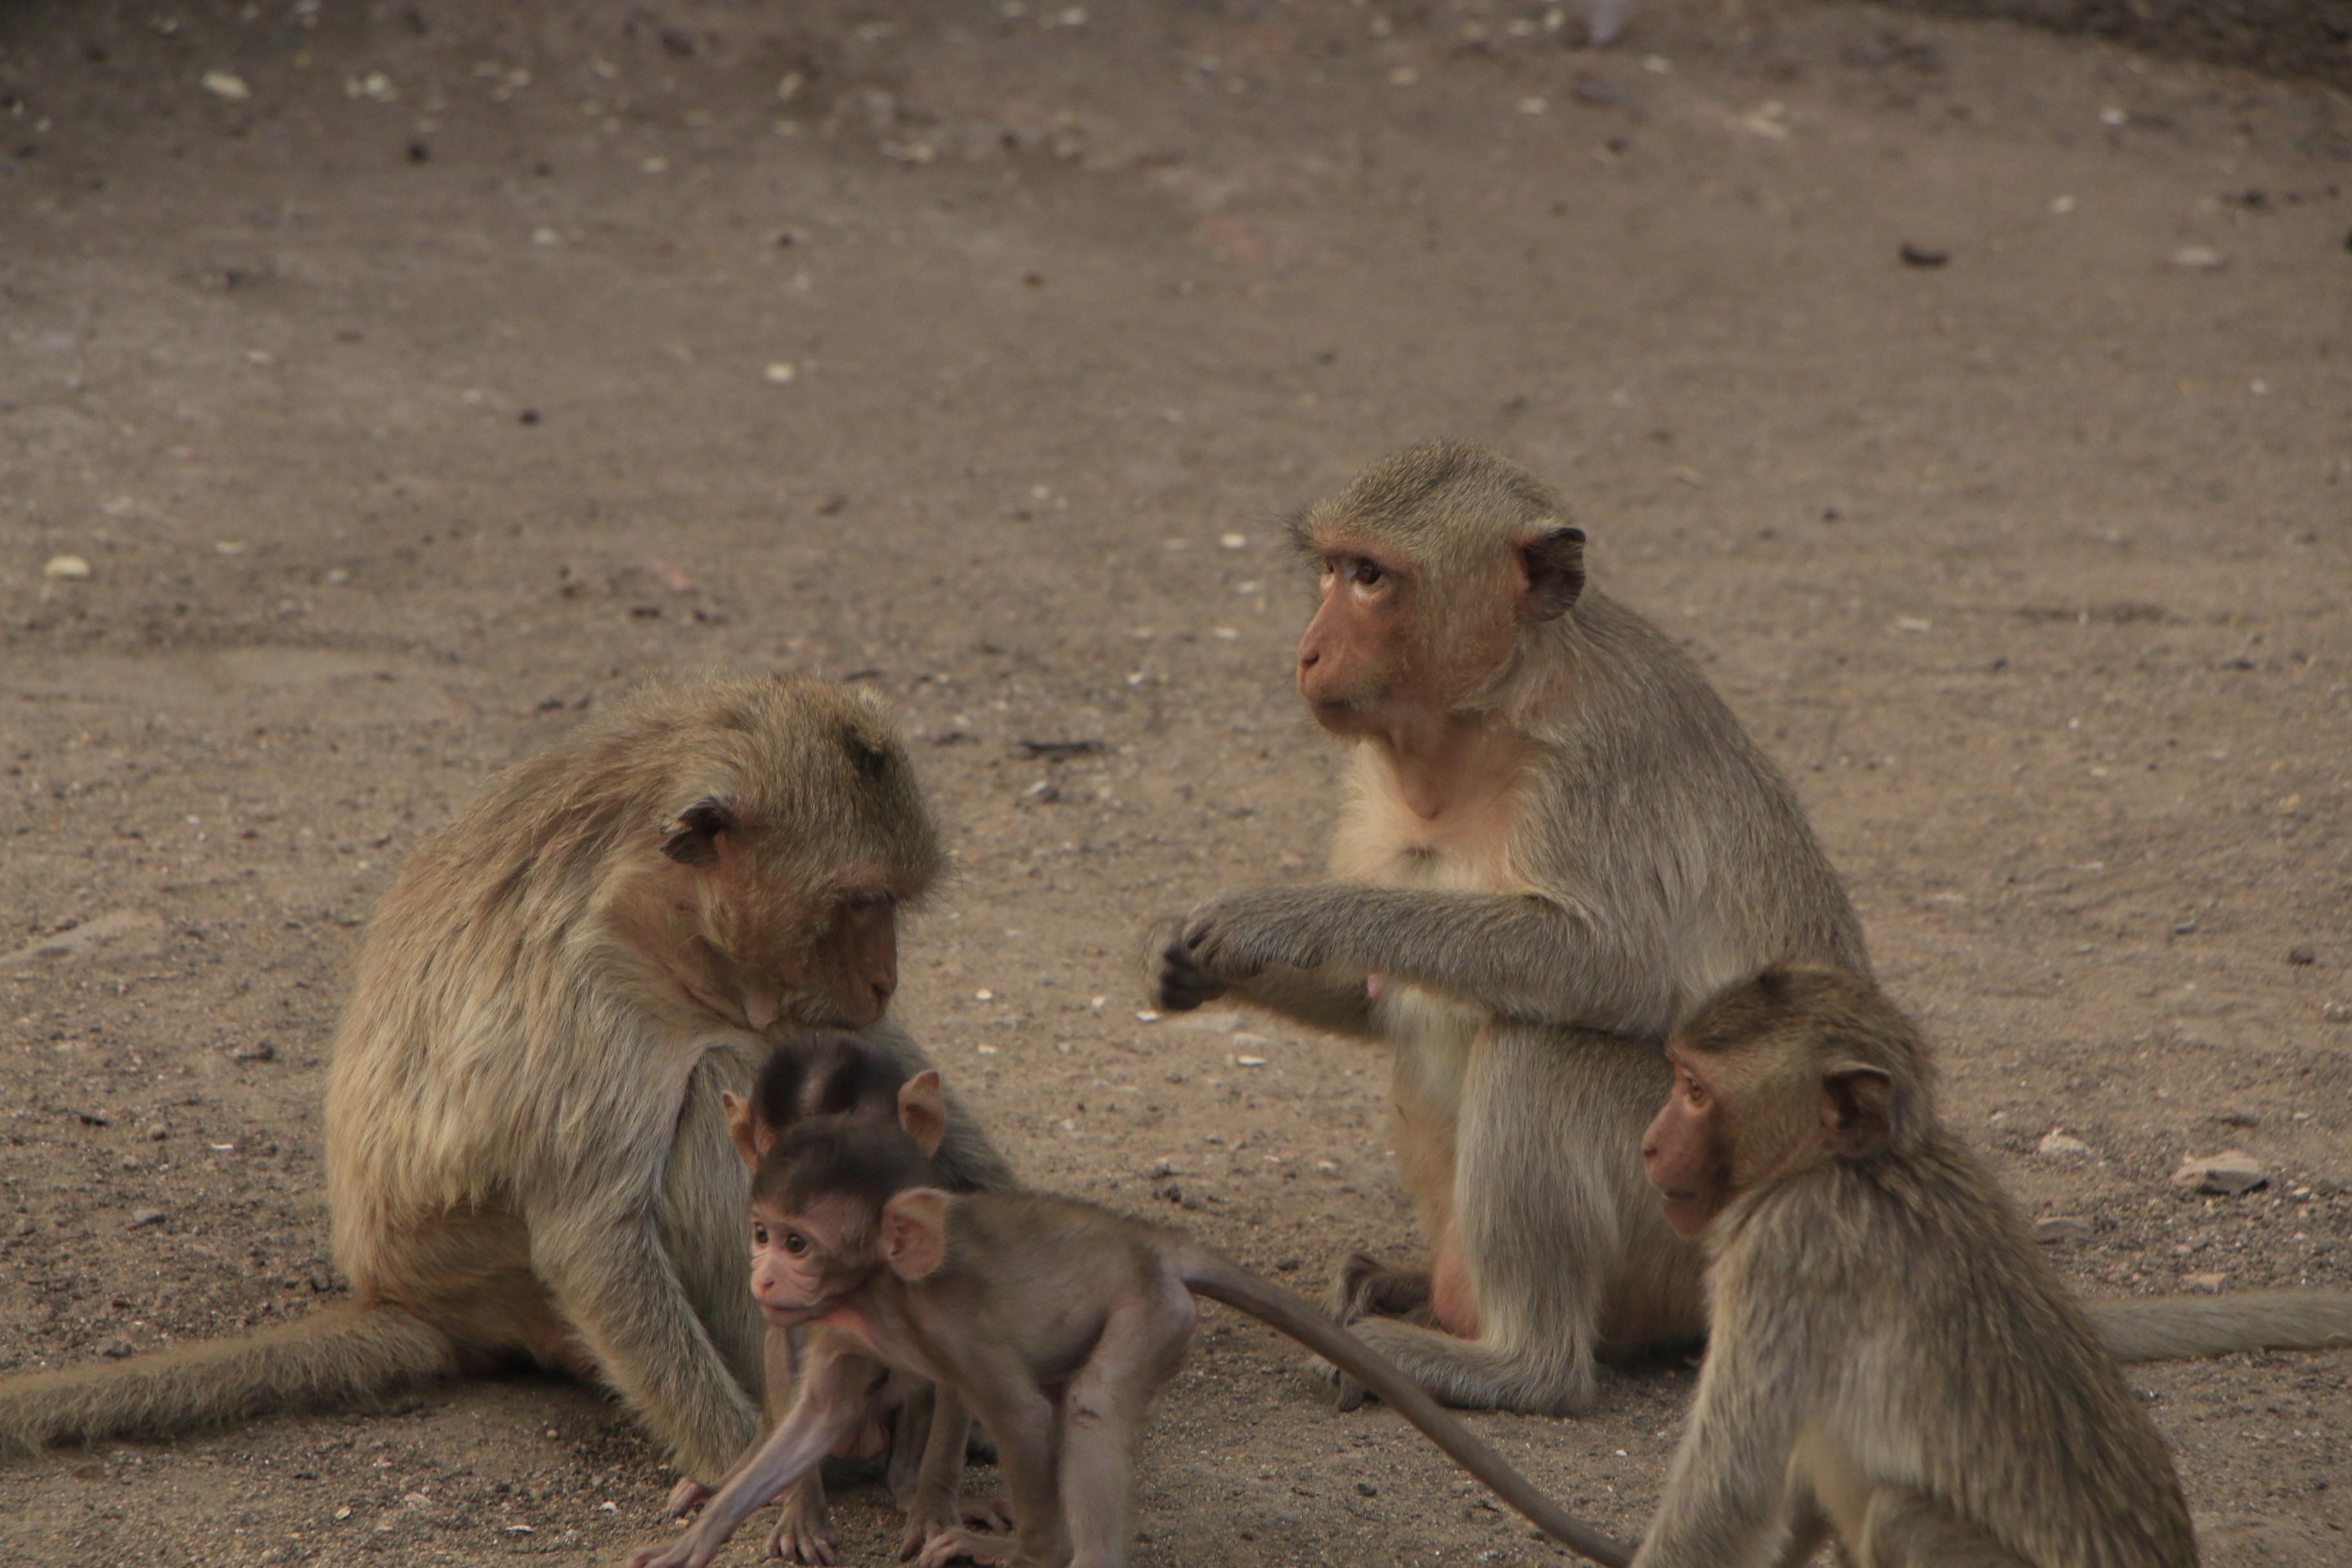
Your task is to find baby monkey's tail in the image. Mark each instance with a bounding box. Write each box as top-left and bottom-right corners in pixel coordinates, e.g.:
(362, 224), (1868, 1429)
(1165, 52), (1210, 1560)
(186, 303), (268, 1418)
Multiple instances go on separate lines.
(0, 1300), (458, 1453)
(1179, 1250), (1634, 1568)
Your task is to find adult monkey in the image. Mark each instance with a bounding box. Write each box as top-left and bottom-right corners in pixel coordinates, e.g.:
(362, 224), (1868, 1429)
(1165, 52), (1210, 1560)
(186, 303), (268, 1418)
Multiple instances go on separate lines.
(0, 676), (984, 1486)
(1152, 440), (1871, 1413)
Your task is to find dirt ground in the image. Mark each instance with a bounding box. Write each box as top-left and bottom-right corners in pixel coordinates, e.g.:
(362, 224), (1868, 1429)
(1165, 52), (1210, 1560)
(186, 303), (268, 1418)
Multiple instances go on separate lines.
(1, 1), (2347, 1563)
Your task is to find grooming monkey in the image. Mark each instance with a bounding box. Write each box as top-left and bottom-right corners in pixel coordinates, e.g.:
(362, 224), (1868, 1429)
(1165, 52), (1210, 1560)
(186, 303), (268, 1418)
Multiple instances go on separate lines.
(688, 1034), (1017, 1564)
(1632, 966), (2217, 1567)
(1155, 440), (1872, 1413)
(0, 676), (990, 1485)
(628, 1053), (1635, 1568)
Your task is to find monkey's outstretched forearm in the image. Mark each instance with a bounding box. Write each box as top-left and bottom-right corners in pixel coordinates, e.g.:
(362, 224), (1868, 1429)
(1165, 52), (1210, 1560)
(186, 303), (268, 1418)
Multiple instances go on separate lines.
(1179, 1251), (1633, 1568)
(625, 1346), (874, 1568)
(2086, 1288), (2352, 1361)
(1182, 884), (1672, 1038)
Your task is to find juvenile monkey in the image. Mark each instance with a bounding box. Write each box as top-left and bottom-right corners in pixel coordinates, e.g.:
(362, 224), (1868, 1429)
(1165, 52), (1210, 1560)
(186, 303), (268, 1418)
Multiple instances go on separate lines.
(627, 1104), (1635, 1568)
(1155, 440), (1870, 1412)
(0, 676), (966, 1485)
(1634, 965), (2210, 1567)
(692, 1034), (1017, 1564)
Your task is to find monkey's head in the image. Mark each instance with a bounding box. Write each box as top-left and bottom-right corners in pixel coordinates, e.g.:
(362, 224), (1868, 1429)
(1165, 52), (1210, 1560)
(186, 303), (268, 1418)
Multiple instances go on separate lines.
(721, 1033), (945, 1173)
(1642, 965), (1935, 1238)
(1288, 441), (1585, 737)
(647, 679), (941, 1032)
(745, 1112), (952, 1324)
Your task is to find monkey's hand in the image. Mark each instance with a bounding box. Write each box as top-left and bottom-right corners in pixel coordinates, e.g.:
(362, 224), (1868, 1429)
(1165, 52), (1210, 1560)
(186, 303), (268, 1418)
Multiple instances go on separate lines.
(663, 1478), (713, 1520)
(624, 1527), (723, 1568)
(1143, 916), (1226, 1012)
(913, 1527), (1021, 1568)
(765, 1488), (841, 1566)
(1178, 888), (1326, 989)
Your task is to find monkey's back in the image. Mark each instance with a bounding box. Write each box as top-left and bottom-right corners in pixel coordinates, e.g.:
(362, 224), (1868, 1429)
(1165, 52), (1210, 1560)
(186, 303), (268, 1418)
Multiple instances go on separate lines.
(932, 1192), (1194, 1380)
(1716, 1138), (2196, 1568)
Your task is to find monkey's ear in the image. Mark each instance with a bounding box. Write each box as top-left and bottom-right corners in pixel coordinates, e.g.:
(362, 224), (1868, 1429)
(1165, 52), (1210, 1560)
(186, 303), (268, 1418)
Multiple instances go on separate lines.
(878, 1189), (950, 1281)
(1820, 1064), (1894, 1159)
(721, 1091), (763, 1171)
(1517, 526), (1587, 622)
(662, 798), (733, 866)
(897, 1070), (948, 1159)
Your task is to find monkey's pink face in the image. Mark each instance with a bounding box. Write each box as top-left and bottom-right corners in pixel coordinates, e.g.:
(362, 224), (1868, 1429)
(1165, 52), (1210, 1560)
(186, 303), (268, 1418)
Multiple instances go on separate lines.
(1642, 1048), (1734, 1239)
(1296, 536), (1417, 732)
(748, 1197), (873, 1324)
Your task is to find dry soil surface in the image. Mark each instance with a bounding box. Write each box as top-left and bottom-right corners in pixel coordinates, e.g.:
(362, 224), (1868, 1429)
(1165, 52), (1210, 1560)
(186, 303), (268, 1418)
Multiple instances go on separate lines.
(1, 2), (2349, 1565)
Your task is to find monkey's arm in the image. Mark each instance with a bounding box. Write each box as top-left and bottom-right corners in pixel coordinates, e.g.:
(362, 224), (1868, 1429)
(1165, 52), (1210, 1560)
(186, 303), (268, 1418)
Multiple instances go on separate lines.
(1627, 1320), (1814, 1568)
(1180, 884), (1671, 1038)
(530, 1194), (761, 1484)
(624, 1342), (876, 1568)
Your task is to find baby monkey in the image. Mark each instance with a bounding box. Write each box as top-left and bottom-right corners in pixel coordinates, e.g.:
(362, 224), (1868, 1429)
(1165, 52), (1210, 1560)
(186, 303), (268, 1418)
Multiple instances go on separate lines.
(628, 1049), (1631, 1568)
(1634, 965), (2198, 1567)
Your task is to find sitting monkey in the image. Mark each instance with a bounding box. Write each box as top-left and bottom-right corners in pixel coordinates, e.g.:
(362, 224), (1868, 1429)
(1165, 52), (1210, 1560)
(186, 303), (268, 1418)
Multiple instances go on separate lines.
(1634, 966), (2213, 1567)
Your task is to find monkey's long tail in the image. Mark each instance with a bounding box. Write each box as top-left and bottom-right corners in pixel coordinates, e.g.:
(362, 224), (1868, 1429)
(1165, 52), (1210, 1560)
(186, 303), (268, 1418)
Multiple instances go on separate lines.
(1177, 1251), (1634, 1568)
(2086, 1288), (2352, 1363)
(0, 1300), (459, 1454)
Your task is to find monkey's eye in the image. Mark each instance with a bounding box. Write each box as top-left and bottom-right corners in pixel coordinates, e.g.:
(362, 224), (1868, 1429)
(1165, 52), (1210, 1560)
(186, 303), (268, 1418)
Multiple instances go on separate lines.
(843, 890), (898, 916)
(752, 1223), (769, 1246)
(783, 1231), (810, 1256)
(1343, 556), (1387, 589)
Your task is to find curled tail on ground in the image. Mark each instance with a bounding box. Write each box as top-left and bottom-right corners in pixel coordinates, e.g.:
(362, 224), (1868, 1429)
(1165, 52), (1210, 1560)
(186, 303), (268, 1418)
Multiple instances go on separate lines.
(1177, 1248), (1635, 1568)
(0, 1302), (457, 1454)
(2087, 1288), (2352, 1363)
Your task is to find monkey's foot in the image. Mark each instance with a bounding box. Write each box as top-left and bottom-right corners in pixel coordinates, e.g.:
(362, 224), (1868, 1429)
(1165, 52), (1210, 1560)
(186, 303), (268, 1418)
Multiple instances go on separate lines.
(912, 1527), (1022, 1568)
(765, 1498), (842, 1565)
(1326, 1251), (1433, 1324)
(664, 1478), (714, 1519)
(897, 1498), (1014, 1562)
(1305, 1353), (1373, 1413)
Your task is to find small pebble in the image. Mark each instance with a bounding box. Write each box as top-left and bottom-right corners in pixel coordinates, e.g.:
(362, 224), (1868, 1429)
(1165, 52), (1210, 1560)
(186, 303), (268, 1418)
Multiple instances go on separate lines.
(2034, 1130), (2092, 1159)
(130, 1208), (166, 1228)
(764, 362), (797, 384)
(2171, 246), (2224, 270)
(230, 1041), (277, 1062)
(2034, 1215), (2092, 1244)
(202, 70), (251, 101)
(43, 554), (92, 580)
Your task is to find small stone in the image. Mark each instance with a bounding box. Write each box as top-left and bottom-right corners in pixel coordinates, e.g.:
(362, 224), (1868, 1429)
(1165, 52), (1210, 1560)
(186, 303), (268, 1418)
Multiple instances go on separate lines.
(2172, 1150), (2268, 1195)
(2323, 1001), (2352, 1024)
(144, 1122), (168, 1142)
(2184, 1271), (2228, 1292)
(2034, 1216), (2092, 1244)
(1355, 1481), (1378, 1497)
(2208, 1106), (2257, 1128)
(43, 554), (92, 580)
(202, 70), (251, 101)
(763, 362), (797, 384)
(1899, 242), (1949, 268)
(2035, 1130), (2092, 1159)
(2171, 246), (2225, 270)
(130, 1208), (166, 1227)
(2286, 946), (2316, 966)
(229, 1041), (276, 1062)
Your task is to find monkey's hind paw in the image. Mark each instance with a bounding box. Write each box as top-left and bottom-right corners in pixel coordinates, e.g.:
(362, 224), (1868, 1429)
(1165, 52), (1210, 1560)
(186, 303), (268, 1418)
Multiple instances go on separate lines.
(1306, 1353), (1374, 1413)
(913, 1526), (1023, 1568)
(663, 1477), (714, 1520)
(959, 1495), (1015, 1532)
(766, 1514), (843, 1565)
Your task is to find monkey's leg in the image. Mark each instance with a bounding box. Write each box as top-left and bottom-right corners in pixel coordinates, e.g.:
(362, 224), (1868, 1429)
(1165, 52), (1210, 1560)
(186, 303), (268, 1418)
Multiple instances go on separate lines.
(1059, 1280), (1194, 1568)
(1342, 1026), (1689, 1414)
(1856, 1487), (2032, 1568)
(1326, 1252), (1435, 1323)
(917, 1380), (1064, 1568)
(896, 1384), (975, 1560)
